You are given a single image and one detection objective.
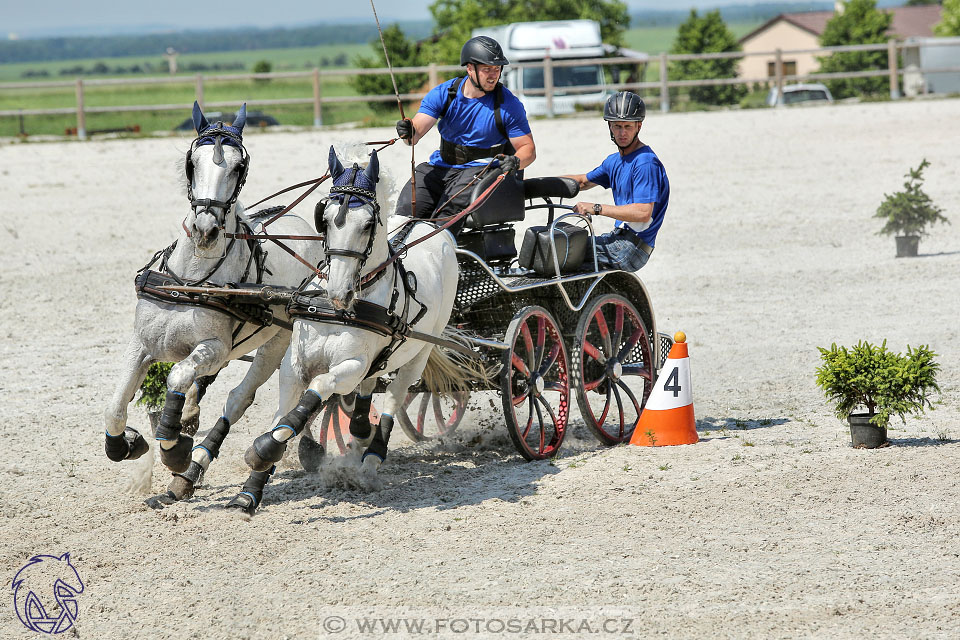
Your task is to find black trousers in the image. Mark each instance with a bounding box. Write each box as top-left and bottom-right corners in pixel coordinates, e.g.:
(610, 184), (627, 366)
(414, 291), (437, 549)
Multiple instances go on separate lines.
(395, 162), (481, 236)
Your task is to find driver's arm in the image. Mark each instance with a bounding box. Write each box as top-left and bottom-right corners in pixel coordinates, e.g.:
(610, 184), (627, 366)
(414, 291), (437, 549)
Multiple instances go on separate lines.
(563, 174), (599, 191)
(509, 134), (536, 169)
(576, 201), (654, 223)
(402, 113), (438, 146)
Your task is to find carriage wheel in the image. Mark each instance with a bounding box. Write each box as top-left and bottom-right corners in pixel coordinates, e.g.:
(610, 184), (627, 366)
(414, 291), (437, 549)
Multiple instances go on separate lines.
(572, 293), (654, 445)
(317, 395), (352, 455)
(500, 306), (570, 461)
(397, 391), (470, 442)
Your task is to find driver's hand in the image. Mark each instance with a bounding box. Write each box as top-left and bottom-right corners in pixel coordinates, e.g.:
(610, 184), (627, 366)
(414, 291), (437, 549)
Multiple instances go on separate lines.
(495, 154), (520, 174)
(396, 118), (414, 141)
(573, 202), (594, 218)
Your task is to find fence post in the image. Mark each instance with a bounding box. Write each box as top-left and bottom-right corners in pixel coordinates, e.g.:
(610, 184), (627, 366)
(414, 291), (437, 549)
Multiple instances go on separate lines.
(774, 48), (784, 108)
(313, 68), (323, 127)
(75, 79), (87, 141)
(543, 55), (554, 118)
(659, 53), (669, 113)
(428, 62), (438, 89)
(195, 74), (204, 108)
(888, 39), (900, 100)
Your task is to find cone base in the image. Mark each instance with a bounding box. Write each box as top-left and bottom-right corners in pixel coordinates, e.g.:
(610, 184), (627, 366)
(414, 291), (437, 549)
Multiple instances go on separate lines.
(630, 404), (698, 446)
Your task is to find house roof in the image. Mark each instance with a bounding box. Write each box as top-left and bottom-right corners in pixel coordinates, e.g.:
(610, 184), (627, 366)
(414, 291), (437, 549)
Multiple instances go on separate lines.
(739, 5), (942, 45)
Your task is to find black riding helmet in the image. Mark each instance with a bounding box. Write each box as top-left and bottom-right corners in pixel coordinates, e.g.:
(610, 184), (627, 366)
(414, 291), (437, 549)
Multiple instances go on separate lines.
(603, 91), (646, 122)
(460, 36), (509, 67)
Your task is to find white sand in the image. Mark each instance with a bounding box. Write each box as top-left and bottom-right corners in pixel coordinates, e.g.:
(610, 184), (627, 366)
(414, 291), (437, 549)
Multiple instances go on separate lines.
(1, 97), (959, 639)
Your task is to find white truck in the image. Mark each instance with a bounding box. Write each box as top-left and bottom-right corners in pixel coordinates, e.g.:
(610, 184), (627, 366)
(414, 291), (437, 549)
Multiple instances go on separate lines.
(471, 20), (609, 116)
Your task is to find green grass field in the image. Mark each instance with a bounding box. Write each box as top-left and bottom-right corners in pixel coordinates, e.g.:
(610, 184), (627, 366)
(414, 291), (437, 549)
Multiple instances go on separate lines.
(0, 23), (761, 137)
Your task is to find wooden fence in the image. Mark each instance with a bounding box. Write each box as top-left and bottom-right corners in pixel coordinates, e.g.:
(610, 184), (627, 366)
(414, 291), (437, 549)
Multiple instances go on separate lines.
(2, 39), (958, 139)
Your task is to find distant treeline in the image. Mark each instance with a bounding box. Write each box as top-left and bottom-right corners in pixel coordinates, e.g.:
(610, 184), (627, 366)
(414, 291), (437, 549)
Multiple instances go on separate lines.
(0, 21), (434, 64)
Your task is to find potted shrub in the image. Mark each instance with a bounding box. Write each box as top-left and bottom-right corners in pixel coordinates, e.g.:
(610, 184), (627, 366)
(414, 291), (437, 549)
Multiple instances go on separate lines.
(874, 158), (948, 257)
(136, 362), (173, 436)
(815, 340), (941, 448)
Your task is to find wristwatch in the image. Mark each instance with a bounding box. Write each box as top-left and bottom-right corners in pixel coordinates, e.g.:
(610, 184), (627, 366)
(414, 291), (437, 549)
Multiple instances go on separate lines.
(593, 203), (602, 215)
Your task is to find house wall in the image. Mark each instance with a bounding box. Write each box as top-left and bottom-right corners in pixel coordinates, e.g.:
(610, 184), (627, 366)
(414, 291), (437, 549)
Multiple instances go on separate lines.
(739, 21), (824, 82)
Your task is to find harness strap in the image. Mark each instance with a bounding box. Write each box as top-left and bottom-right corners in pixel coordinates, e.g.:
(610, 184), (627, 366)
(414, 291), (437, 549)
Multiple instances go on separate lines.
(438, 78), (514, 166)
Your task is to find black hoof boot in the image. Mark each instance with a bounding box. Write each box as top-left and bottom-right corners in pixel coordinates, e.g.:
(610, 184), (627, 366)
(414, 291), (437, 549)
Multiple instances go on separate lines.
(159, 435), (194, 474)
(362, 415), (394, 464)
(226, 468), (273, 515)
(298, 435), (326, 473)
(349, 395), (373, 440)
(105, 428), (149, 462)
(245, 432), (286, 472)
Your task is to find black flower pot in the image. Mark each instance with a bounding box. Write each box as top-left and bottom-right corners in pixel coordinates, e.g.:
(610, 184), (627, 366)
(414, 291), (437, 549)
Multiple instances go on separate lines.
(895, 235), (919, 257)
(848, 413), (887, 448)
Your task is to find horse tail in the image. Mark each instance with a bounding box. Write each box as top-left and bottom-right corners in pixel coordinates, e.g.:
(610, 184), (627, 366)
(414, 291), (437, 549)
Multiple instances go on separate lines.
(421, 328), (493, 396)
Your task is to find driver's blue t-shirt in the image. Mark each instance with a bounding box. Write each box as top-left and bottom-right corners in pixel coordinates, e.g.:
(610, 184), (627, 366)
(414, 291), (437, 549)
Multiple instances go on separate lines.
(586, 146), (669, 247)
(418, 77), (531, 169)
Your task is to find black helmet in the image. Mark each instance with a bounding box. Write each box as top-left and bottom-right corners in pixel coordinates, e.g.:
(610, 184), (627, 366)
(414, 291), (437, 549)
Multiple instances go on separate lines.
(460, 36), (509, 67)
(603, 91), (645, 122)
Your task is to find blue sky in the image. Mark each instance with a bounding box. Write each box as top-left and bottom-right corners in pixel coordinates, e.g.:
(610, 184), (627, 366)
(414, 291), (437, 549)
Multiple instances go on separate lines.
(6, 1), (831, 37)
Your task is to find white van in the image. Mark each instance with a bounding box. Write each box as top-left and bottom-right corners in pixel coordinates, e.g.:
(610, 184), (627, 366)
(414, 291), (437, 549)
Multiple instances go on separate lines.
(471, 20), (608, 116)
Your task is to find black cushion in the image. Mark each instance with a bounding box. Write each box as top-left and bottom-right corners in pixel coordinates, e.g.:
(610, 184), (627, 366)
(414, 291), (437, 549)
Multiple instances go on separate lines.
(522, 177), (580, 200)
(458, 227), (517, 262)
(463, 171), (525, 229)
(518, 222), (590, 276)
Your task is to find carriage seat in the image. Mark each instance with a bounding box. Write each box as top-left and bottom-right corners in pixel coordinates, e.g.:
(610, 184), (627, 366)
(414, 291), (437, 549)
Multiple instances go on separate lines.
(522, 176), (580, 200)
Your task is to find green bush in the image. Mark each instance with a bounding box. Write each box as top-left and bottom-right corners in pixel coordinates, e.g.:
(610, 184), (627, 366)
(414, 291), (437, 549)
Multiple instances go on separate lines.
(815, 340), (941, 429)
(136, 362), (173, 412)
(874, 159), (948, 237)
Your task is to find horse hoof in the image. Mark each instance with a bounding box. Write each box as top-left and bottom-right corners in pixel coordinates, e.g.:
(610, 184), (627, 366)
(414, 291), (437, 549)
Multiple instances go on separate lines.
(226, 492), (258, 515)
(245, 432), (285, 472)
(298, 435), (325, 473)
(167, 475), (196, 501)
(159, 436), (193, 474)
(144, 491), (178, 509)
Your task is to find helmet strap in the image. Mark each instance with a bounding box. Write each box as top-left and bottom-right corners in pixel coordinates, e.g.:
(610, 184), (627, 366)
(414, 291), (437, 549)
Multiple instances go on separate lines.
(466, 63), (495, 95)
(608, 122), (640, 151)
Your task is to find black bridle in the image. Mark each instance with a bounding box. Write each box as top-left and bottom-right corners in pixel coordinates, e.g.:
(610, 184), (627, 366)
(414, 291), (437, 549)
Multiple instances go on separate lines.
(185, 124), (250, 228)
(318, 166), (382, 292)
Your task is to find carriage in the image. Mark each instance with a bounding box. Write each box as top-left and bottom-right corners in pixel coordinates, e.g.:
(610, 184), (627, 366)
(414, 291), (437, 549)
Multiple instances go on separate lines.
(316, 168), (674, 461)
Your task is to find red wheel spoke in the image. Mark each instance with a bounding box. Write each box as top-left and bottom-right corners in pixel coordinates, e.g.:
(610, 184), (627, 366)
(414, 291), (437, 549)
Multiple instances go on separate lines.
(613, 304), (625, 350)
(543, 380), (569, 394)
(611, 384), (626, 438)
(616, 380), (643, 416)
(622, 364), (653, 380)
(512, 387), (530, 407)
(521, 396), (535, 439)
(538, 342), (561, 378)
(582, 339), (603, 363)
(520, 322), (535, 371)
(533, 398), (546, 454)
(616, 328), (644, 362)
(595, 385), (612, 425)
(534, 317), (547, 371)
(592, 309), (612, 356)
(583, 375), (606, 392)
(416, 392), (431, 435)
(511, 352), (530, 377)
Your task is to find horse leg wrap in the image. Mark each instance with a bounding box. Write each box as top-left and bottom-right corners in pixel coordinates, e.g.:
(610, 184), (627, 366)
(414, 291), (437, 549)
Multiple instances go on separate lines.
(245, 392), (322, 472)
(226, 467), (274, 515)
(349, 395), (373, 440)
(196, 416), (231, 462)
(105, 428), (149, 462)
(363, 415), (394, 463)
(155, 390), (186, 442)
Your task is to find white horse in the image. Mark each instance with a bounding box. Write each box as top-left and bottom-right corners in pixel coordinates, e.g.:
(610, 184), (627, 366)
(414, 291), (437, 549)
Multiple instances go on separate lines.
(226, 146), (468, 514)
(103, 103), (324, 504)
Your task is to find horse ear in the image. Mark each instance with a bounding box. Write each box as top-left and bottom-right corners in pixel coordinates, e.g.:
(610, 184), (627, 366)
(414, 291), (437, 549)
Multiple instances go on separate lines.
(232, 103), (247, 132)
(364, 150), (380, 184)
(328, 146), (344, 179)
(192, 101), (209, 133)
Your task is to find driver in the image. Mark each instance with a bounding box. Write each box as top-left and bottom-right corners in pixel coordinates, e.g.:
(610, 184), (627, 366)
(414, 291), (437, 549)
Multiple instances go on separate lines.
(394, 36), (536, 234)
(564, 91), (669, 271)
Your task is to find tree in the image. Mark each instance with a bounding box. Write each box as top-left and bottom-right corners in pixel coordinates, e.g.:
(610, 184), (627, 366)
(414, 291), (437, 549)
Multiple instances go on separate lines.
(935, 0), (960, 36)
(425, 0), (629, 65)
(668, 9), (745, 106)
(904, 0), (938, 5)
(816, 0), (892, 99)
(351, 24), (428, 114)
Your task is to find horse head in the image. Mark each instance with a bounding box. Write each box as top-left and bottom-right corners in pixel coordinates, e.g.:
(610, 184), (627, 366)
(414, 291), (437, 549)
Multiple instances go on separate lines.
(321, 146), (382, 311)
(185, 101), (250, 252)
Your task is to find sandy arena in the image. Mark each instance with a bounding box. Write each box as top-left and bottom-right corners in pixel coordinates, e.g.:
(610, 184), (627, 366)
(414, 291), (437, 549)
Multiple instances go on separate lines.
(1, 97), (959, 639)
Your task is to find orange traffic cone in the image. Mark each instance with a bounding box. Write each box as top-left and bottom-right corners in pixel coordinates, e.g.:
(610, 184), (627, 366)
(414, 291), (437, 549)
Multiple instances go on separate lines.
(630, 331), (698, 446)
